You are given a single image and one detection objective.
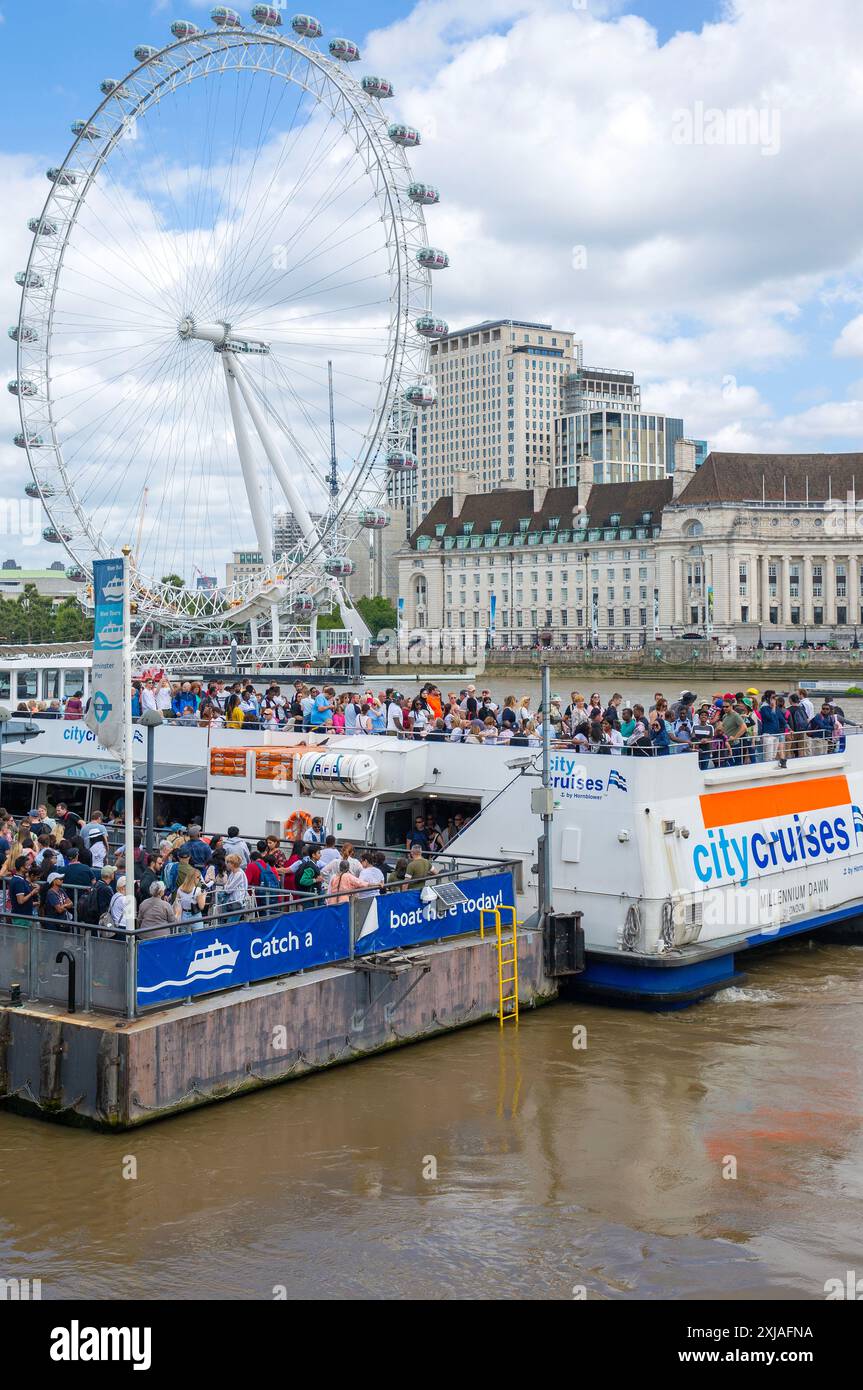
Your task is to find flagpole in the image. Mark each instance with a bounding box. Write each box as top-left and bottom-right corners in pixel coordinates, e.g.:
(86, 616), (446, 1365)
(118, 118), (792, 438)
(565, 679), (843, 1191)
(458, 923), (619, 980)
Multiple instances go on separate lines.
(122, 544), (136, 936)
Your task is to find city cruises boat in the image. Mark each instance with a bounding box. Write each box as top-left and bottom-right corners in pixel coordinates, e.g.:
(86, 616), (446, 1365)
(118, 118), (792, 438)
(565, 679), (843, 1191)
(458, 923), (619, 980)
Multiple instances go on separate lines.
(204, 730), (863, 1006)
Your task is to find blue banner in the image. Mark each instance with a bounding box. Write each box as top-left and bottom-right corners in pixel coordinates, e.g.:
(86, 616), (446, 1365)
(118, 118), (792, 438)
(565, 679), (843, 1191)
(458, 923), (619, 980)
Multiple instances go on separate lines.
(136, 903), (350, 1007)
(85, 556), (125, 753)
(355, 872), (515, 955)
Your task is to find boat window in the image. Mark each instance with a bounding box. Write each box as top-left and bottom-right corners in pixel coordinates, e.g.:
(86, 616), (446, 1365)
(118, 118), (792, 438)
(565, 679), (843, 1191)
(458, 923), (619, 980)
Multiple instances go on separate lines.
(43, 668), (61, 699)
(16, 669), (38, 700)
(0, 670), (9, 700)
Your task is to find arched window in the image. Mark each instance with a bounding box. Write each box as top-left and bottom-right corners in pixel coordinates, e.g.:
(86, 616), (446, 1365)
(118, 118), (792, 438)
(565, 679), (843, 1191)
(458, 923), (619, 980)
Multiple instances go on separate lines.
(414, 575), (427, 619)
(683, 520), (704, 538)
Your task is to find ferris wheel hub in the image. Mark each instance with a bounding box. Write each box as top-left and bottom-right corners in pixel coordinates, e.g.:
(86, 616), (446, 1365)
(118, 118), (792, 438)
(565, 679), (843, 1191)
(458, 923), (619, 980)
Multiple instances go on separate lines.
(178, 315), (231, 345)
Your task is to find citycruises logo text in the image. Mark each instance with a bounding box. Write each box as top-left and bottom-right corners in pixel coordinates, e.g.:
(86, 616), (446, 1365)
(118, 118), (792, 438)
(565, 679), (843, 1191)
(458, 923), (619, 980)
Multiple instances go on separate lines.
(549, 756), (627, 800)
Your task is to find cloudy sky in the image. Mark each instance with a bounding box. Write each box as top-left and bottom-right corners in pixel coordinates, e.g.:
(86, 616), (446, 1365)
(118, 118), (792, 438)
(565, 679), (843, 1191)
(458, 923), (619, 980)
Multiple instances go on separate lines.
(2, 0), (862, 577)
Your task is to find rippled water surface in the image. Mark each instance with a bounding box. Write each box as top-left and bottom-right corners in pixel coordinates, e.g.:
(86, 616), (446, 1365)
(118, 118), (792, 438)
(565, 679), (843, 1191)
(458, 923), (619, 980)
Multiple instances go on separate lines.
(2, 939), (862, 1300)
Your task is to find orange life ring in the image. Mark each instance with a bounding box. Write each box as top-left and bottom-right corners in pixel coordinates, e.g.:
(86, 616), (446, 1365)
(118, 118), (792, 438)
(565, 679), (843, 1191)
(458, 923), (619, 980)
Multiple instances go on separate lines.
(285, 810), (313, 839)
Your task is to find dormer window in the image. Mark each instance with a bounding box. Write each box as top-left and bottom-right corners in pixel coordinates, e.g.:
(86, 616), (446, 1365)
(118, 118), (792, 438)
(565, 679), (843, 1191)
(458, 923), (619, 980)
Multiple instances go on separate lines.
(462, 521), (474, 535)
(641, 511), (652, 524)
(490, 519), (501, 533)
(609, 512), (621, 526)
(518, 517), (530, 532)
(434, 523), (446, 537)
(547, 516), (560, 529)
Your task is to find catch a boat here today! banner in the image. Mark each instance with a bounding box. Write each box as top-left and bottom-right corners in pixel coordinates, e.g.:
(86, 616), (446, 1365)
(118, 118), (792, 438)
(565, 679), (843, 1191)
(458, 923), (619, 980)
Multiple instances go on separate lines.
(136, 873), (516, 1007)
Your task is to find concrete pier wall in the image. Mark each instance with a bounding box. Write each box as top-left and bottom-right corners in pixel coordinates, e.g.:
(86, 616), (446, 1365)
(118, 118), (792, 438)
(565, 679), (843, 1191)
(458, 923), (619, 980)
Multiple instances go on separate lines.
(0, 928), (554, 1129)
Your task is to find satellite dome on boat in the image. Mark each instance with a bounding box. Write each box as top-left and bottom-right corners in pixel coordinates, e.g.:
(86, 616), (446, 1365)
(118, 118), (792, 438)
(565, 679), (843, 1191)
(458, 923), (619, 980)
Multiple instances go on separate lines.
(7, 379), (37, 398)
(8, 325), (38, 344)
(404, 382), (436, 408)
(133, 45), (160, 62)
(408, 182), (439, 205)
(291, 14), (322, 38)
(251, 4), (282, 26)
(386, 449), (418, 471)
(324, 556), (355, 578)
(46, 168), (77, 187)
(170, 20), (201, 40)
(329, 37), (359, 61)
(16, 434), (44, 451)
(416, 246), (449, 270)
(210, 6), (243, 26)
(361, 75), (394, 98)
(388, 123), (420, 148)
(415, 313), (448, 338)
(28, 217), (57, 237)
(360, 508), (391, 529)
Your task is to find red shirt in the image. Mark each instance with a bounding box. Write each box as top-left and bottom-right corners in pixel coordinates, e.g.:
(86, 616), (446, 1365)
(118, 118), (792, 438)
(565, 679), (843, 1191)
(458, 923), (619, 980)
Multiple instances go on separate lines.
(244, 860), (262, 888)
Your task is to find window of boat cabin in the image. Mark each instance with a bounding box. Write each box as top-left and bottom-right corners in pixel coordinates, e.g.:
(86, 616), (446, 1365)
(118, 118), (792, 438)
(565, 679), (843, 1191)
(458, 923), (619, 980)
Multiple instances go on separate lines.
(0, 670), (9, 701)
(16, 669), (38, 701)
(38, 782), (87, 821)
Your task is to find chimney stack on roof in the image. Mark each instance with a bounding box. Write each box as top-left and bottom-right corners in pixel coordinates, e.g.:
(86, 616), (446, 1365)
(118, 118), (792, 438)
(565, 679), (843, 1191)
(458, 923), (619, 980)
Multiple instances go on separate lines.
(672, 438), (698, 498)
(452, 466), (477, 518)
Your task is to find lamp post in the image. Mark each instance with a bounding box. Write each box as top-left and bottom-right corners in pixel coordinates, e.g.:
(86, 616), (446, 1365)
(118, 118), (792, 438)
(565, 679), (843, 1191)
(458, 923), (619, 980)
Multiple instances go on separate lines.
(138, 708), (163, 854)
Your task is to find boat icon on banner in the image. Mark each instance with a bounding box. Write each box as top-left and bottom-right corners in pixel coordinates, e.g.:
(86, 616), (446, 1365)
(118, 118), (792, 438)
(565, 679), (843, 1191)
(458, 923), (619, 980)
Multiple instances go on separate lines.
(137, 938), (240, 995)
(101, 574), (124, 601)
(186, 939), (239, 981)
(96, 619), (123, 648)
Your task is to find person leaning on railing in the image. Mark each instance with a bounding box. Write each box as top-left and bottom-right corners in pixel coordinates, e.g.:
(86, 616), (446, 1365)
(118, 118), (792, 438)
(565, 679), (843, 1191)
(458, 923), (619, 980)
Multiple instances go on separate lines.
(138, 881), (176, 936)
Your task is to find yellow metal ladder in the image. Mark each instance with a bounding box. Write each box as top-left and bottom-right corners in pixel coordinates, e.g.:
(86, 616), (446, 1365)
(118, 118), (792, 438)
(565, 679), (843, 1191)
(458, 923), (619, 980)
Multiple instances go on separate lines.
(480, 906), (519, 1027)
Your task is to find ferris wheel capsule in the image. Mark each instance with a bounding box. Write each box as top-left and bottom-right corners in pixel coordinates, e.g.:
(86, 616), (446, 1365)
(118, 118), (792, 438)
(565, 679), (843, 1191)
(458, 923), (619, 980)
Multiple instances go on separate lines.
(133, 45), (161, 62)
(7, 379), (38, 398)
(416, 247), (449, 270)
(8, 325), (39, 344)
(408, 182), (439, 205)
(290, 592), (315, 615)
(415, 313), (448, 338)
(43, 526), (71, 544)
(386, 448), (418, 471)
(388, 123), (421, 148)
(24, 480), (54, 497)
(251, 4), (282, 25)
(360, 508), (391, 529)
(329, 37), (360, 61)
(324, 556), (355, 578)
(46, 167), (77, 187)
(291, 14), (322, 37)
(15, 271), (44, 289)
(210, 6), (243, 26)
(99, 79), (129, 97)
(28, 217), (57, 236)
(71, 119), (105, 141)
(15, 433), (45, 450)
(405, 382), (436, 408)
(66, 566), (87, 583)
(170, 20), (201, 39)
(362, 75), (394, 99)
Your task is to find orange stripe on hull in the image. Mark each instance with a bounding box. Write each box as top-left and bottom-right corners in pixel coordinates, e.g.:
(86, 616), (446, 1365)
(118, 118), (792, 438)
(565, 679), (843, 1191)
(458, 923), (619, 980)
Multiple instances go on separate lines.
(699, 774), (851, 830)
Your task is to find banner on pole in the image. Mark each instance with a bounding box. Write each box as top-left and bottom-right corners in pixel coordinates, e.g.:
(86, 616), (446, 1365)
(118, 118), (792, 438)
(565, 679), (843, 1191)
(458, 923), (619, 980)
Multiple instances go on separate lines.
(85, 556), (126, 753)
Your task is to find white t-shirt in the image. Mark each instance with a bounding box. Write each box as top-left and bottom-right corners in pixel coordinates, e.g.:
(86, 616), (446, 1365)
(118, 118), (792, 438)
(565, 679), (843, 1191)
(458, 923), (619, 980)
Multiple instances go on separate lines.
(141, 686), (158, 713)
(156, 686), (172, 711)
(358, 865), (385, 897)
(386, 703), (404, 733)
(319, 846), (340, 869)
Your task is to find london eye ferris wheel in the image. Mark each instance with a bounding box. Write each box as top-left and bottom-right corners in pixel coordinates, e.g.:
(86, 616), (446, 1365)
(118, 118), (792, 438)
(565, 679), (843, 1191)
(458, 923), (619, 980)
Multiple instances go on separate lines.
(9, 6), (450, 636)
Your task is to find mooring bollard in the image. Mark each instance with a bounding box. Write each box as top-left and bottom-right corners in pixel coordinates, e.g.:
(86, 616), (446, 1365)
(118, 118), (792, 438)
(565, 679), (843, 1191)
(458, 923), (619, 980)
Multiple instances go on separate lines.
(55, 950), (76, 1015)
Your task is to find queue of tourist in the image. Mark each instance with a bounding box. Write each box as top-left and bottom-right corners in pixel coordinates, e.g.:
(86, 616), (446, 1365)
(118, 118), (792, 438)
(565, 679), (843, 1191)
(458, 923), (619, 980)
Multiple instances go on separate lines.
(0, 802), (446, 935)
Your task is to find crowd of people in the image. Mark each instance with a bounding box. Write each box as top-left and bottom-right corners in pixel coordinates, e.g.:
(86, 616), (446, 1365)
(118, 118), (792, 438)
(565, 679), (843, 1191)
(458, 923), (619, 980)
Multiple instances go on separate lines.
(0, 802), (448, 936)
(133, 676), (850, 764)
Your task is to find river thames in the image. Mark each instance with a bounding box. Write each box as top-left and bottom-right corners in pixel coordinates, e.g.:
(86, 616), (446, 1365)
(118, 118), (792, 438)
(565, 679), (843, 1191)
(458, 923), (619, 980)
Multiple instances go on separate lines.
(2, 938), (862, 1300)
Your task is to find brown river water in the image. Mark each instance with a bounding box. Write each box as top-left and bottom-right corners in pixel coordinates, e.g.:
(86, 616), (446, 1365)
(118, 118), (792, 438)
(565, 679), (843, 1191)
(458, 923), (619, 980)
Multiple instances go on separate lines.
(2, 939), (862, 1300)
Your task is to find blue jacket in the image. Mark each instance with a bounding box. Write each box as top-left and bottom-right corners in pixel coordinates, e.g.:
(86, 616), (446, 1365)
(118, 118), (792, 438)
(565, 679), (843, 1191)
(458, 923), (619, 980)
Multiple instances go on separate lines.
(759, 704), (785, 734)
